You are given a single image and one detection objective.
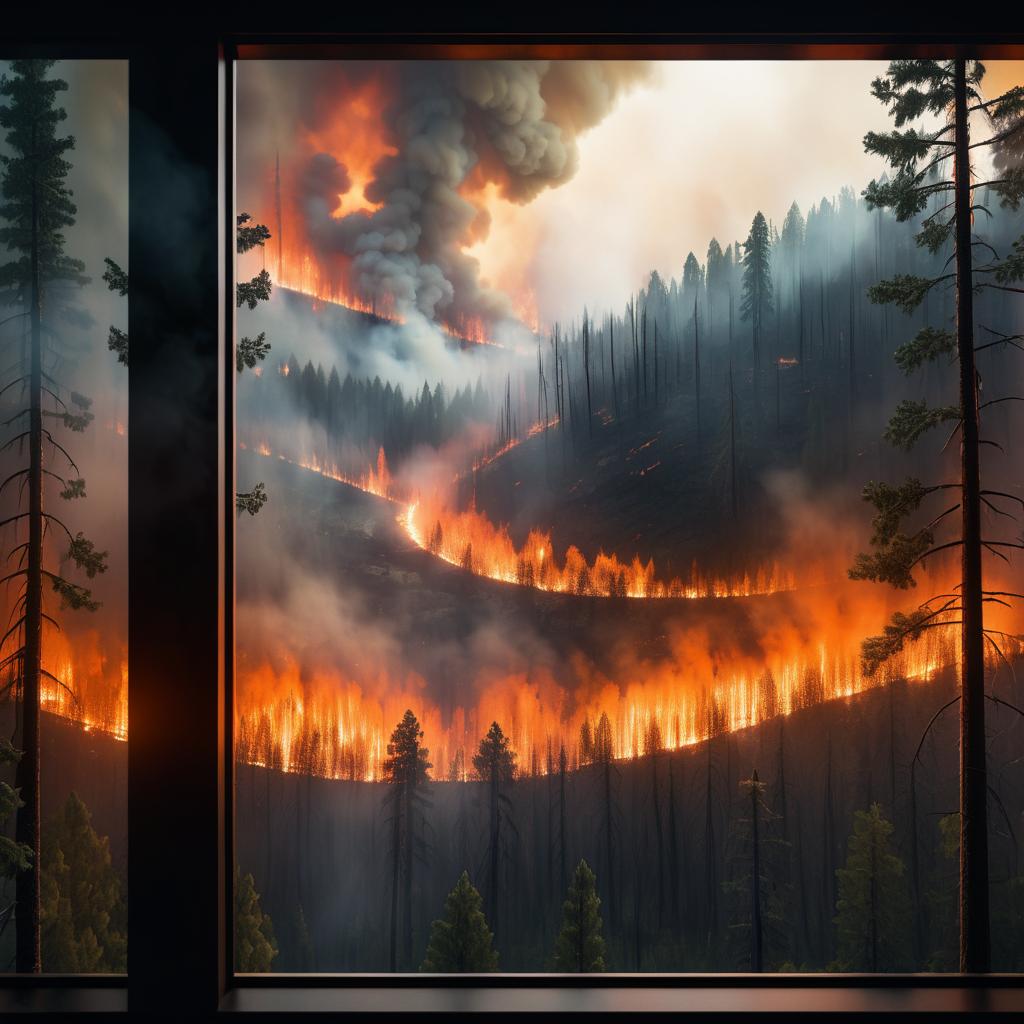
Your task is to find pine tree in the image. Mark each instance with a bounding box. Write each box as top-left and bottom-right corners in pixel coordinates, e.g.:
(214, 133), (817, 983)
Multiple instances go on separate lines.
(740, 210), (774, 417)
(0, 738), (32, 914)
(724, 769), (790, 971)
(552, 859), (606, 972)
(850, 59), (1024, 972)
(472, 721), (516, 939)
(381, 709), (432, 971)
(420, 871), (498, 972)
(39, 792), (127, 972)
(0, 60), (109, 972)
(833, 803), (911, 972)
(234, 865), (277, 972)
(593, 712), (617, 933)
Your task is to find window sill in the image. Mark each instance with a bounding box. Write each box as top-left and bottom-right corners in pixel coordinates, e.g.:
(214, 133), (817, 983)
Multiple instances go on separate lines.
(221, 975), (1024, 1014)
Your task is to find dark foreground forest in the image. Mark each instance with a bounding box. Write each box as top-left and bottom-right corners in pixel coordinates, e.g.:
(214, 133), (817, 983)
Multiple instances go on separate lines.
(233, 661), (1024, 973)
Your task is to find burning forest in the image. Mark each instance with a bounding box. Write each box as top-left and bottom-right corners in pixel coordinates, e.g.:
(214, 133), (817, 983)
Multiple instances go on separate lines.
(2, 55), (1023, 978)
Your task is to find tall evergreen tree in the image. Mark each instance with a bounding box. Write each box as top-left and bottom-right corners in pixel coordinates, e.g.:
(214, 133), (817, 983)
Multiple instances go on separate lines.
(849, 59), (1024, 973)
(833, 803), (911, 971)
(472, 721), (516, 939)
(593, 711), (618, 934)
(381, 709), (432, 971)
(552, 859), (606, 972)
(740, 211), (774, 418)
(0, 60), (109, 972)
(420, 871), (498, 972)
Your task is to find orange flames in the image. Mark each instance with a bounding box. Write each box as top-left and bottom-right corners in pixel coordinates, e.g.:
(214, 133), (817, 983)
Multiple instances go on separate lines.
(235, 438), (1022, 782)
(249, 436), (799, 600)
(405, 497), (800, 599)
(235, 620), (975, 784)
(3, 626), (130, 742)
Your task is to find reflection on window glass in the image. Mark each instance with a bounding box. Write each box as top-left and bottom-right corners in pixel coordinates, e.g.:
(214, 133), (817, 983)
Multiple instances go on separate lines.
(234, 58), (1024, 973)
(0, 58), (128, 973)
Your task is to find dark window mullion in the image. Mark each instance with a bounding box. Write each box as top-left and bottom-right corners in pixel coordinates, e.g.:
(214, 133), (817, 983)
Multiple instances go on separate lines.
(128, 39), (227, 1015)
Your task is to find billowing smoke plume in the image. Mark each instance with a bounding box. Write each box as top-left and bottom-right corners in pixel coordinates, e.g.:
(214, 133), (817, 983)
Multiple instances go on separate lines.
(238, 60), (650, 331)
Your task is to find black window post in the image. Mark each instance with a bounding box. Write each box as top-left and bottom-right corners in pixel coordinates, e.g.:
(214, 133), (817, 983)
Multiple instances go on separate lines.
(128, 39), (231, 1015)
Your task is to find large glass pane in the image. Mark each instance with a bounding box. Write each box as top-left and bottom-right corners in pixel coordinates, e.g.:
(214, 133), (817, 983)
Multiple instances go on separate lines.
(0, 58), (128, 973)
(234, 57), (1024, 973)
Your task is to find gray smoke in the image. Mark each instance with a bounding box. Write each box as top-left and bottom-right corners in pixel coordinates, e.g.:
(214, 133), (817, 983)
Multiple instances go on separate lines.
(240, 60), (650, 330)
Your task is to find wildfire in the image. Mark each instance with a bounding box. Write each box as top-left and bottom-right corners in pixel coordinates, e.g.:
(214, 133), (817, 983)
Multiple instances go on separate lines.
(234, 623), (981, 784)
(2, 627), (130, 742)
(232, 437), (1021, 783)
(249, 437), (800, 601)
(408, 497), (800, 599)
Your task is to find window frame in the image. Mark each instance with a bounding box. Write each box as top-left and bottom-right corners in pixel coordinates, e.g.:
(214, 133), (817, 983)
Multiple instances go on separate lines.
(1, 27), (1023, 1017)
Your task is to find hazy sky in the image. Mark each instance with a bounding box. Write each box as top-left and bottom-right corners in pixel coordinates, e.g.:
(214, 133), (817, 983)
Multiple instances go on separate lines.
(467, 59), (1024, 326)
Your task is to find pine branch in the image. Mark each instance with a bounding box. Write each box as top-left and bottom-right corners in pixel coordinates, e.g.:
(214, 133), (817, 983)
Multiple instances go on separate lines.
(884, 399), (960, 450)
(868, 273), (953, 313)
(236, 213), (272, 254)
(101, 257), (128, 296)
(861, 605), (958, 676)
(894, 326), (956, 373)
(237, 332), (271, 373)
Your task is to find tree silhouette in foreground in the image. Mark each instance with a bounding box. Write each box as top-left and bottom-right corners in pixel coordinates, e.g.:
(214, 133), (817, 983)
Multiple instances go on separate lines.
(849, 58), (1024, 973)
(552, 859), (606, 972)
(473, 721), (516, 940)
(0, 59), (109, 971)
(40, 792), (126, 972)
(421, 871), (498, 972)
(833, 803), (911, 972)
(382, 709), (432, 971)
(234, 865), (277, 973)
(0, 737), (31, 934)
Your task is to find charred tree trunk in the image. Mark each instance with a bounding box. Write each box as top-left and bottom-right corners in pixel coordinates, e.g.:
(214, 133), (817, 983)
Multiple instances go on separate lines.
(603, 758), (617, 935)
(704, 738), (717, 951)
(651, 751), (665, 929)
(626, 299), (634, 411)
(641, 307), (648, 408)
(15, 132), (43, 971)
(750, 769), (763, 973)
(798, 272), (805, 386)
(953, 57), (989, 975)
(819, 273), (826, 363)
(402, 782), (414, 968)
(729, 360), (738, 519)
(888, 681), (898, 825)
(667, 754), (681, 933)
(869, 818), (879, 972)
(693, 296), (701, 442)
(609, 315), (619, 422)
(583, 314), (593, 439)
(558, 745), (568, 898)
(653, 320), (659, 406)
(489, 771), (500, 937)
(910, 760), (924, 967)
(388, 790), (401, 972)
(822, 733), (837, 959)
